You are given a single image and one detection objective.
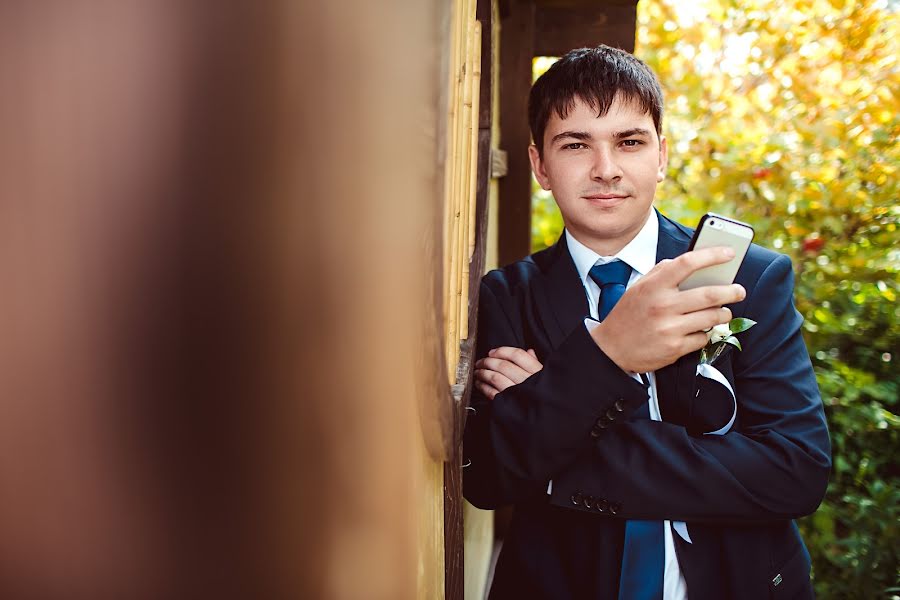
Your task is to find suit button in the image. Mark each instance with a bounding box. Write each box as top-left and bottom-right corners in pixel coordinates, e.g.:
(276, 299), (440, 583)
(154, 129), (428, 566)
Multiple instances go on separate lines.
(615, 399), (625, 411)
(606, 407), (618, 420)
(609, 502), (621, 515)
(590, 427), (602, 438)
(596, 498), (608, 513)
(571, 492), (583, 506)
(583, 495), (594, 509)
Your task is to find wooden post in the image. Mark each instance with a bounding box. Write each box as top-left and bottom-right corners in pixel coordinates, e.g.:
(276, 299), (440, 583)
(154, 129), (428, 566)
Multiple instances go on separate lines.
(498, 0), (538, 267)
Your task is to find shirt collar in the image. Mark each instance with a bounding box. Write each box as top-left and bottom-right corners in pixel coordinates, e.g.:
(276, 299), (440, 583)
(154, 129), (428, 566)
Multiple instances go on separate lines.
(565, 208), (659, 287)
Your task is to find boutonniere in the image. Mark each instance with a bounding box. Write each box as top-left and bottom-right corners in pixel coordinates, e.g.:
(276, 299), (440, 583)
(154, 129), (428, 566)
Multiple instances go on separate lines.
(700, 318), (757, 366)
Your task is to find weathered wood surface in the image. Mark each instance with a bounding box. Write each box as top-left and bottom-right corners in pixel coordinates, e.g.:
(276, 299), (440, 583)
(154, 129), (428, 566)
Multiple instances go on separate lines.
(498, 0), (537, 267)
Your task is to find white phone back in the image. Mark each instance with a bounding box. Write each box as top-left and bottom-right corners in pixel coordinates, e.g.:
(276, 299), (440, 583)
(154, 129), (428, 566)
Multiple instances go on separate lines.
(678, 220), (753, 291)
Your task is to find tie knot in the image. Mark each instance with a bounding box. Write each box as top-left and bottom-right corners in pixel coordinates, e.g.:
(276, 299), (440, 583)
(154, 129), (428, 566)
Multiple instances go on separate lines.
(589, 260), (632, 288)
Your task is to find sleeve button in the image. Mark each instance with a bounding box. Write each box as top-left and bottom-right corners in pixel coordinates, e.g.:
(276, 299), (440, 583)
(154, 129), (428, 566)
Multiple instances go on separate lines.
(596, 498), (608, 513)
(571, 492), (583, 506)
(609, 502), (621, 515)
(583, 495), (594, 509)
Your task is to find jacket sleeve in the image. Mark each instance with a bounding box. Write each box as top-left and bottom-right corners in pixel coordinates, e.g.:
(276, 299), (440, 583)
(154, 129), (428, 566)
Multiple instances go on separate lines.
(462, 273), (650, 510)
(548, 254), (832, 522)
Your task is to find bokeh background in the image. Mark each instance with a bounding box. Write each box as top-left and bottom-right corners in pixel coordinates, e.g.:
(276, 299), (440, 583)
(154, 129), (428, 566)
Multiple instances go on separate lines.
(532, 0), (899, 597)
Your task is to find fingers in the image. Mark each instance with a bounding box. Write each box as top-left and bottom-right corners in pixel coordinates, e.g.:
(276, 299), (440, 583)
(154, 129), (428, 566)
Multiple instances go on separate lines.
(474, 380), (502, 400)
(488, 346), (544, 373)
(683, 330), (710, 354)
(677, 285), (745, 313)
(476, 357), (531, 384)
(473, 346), (543, 400)
(474, 369), (515, 399)
(652, 247), (736, 287)
(644, 257), (673, 277)
(678, 307), (734, 336)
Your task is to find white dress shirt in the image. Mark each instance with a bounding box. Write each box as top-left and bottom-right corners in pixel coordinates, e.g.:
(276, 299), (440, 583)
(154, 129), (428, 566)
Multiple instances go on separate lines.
(563, 209), (689, 600)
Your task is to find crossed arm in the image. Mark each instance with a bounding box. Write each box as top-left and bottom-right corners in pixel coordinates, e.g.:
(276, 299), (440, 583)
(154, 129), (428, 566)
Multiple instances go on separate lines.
(476, 248), (741, 398)
(463, 250), (831, 523)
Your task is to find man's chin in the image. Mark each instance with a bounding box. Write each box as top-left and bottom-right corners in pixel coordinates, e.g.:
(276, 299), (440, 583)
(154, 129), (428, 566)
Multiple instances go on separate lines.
(566, 221), (643, 254)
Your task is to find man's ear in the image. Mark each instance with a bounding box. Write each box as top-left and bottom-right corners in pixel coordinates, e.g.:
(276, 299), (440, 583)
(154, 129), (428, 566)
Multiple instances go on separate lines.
(657, 135), (668, 182)
(528, 144), (552, 191)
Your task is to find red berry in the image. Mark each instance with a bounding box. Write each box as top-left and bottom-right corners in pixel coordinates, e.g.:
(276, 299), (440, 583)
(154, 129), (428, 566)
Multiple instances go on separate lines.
(802, 237), (825, 253)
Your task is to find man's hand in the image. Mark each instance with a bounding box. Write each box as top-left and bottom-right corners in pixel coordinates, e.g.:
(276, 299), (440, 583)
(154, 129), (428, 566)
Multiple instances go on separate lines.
(592, 247), (747, 373)
(474, 347), (543, 400)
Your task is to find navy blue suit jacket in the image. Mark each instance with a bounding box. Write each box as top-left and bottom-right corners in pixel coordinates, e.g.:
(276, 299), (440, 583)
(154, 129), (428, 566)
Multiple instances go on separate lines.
(463, 211), (831, 599)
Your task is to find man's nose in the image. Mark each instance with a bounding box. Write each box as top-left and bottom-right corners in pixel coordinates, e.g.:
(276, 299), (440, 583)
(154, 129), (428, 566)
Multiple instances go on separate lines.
(590, 147), (623, 181)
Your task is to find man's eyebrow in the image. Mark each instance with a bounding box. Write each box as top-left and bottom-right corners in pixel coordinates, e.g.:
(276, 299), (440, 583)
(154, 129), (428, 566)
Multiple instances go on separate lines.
(550, 130), (593, 144)
(614, 127), (653, 139)
(549, 128), (653, 144)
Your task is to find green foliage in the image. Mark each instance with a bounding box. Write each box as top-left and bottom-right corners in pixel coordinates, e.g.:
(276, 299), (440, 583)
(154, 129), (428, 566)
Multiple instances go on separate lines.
(531, 1), (900, 596)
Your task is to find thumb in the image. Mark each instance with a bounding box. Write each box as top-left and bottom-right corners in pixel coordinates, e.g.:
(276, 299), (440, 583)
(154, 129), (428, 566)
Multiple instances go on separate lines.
(645, 258), (672, 277)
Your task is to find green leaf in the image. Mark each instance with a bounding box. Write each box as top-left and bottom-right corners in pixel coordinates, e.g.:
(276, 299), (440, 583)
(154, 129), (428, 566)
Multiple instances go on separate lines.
(729, 318), (757, 334)
(723, 336), (743, 351)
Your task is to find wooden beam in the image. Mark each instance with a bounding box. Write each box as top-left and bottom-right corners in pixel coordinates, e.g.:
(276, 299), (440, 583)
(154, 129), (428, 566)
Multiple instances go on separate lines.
(498, 0), (536, 267)
(535, 3), (638, 55)
(536, 0), (638, 7)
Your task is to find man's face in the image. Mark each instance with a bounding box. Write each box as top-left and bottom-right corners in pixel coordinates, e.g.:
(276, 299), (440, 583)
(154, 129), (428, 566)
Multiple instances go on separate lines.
(529, 95), (668, 255)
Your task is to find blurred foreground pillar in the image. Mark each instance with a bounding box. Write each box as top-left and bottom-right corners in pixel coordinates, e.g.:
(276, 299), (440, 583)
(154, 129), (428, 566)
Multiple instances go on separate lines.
(0, 1), (448, 598)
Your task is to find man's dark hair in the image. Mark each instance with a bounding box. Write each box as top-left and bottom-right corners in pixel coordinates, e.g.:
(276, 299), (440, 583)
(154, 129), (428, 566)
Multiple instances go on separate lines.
(528, 45), (664, 156)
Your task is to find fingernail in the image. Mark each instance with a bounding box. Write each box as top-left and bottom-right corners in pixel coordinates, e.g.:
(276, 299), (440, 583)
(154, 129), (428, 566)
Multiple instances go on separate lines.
(488, 349), (495, 355)
(735, 284), (746, 299)
(723, 247), (735, 258)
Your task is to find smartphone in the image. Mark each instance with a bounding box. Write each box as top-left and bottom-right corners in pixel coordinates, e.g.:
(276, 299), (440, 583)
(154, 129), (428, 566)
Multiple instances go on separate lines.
(678, 213), (755, 291)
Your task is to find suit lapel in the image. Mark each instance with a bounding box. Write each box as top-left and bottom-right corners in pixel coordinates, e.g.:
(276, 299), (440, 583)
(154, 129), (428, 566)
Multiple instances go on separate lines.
(534, 234), (590, 350)
(654, 211), (700, 426)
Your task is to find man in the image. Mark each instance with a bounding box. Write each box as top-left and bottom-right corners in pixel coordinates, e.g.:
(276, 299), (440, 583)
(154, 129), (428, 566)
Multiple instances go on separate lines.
(463, 46), (831, 599)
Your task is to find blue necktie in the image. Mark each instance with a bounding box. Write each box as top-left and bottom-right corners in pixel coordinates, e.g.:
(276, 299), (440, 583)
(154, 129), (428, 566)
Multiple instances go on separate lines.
(589, 260), (665, 600)
(588, 260), (632, 321)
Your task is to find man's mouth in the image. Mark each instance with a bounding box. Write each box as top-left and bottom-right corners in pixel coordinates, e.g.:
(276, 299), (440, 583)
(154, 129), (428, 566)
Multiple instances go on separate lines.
(584, 193), (627, 200)
(583, 193), (629, 207)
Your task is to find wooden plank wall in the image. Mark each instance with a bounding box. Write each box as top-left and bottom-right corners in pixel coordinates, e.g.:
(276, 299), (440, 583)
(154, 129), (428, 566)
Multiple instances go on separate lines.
(442, 0), (491, 598)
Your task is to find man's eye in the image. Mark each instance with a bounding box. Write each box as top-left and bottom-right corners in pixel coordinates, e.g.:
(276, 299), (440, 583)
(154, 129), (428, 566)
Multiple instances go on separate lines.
(621, 139), (643, 147)
(563, 142), (587, 150)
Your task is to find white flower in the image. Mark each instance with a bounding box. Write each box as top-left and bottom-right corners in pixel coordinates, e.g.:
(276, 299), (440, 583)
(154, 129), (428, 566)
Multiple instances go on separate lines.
(701, 318), (757, 366)
(707, 323), (732, 344)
